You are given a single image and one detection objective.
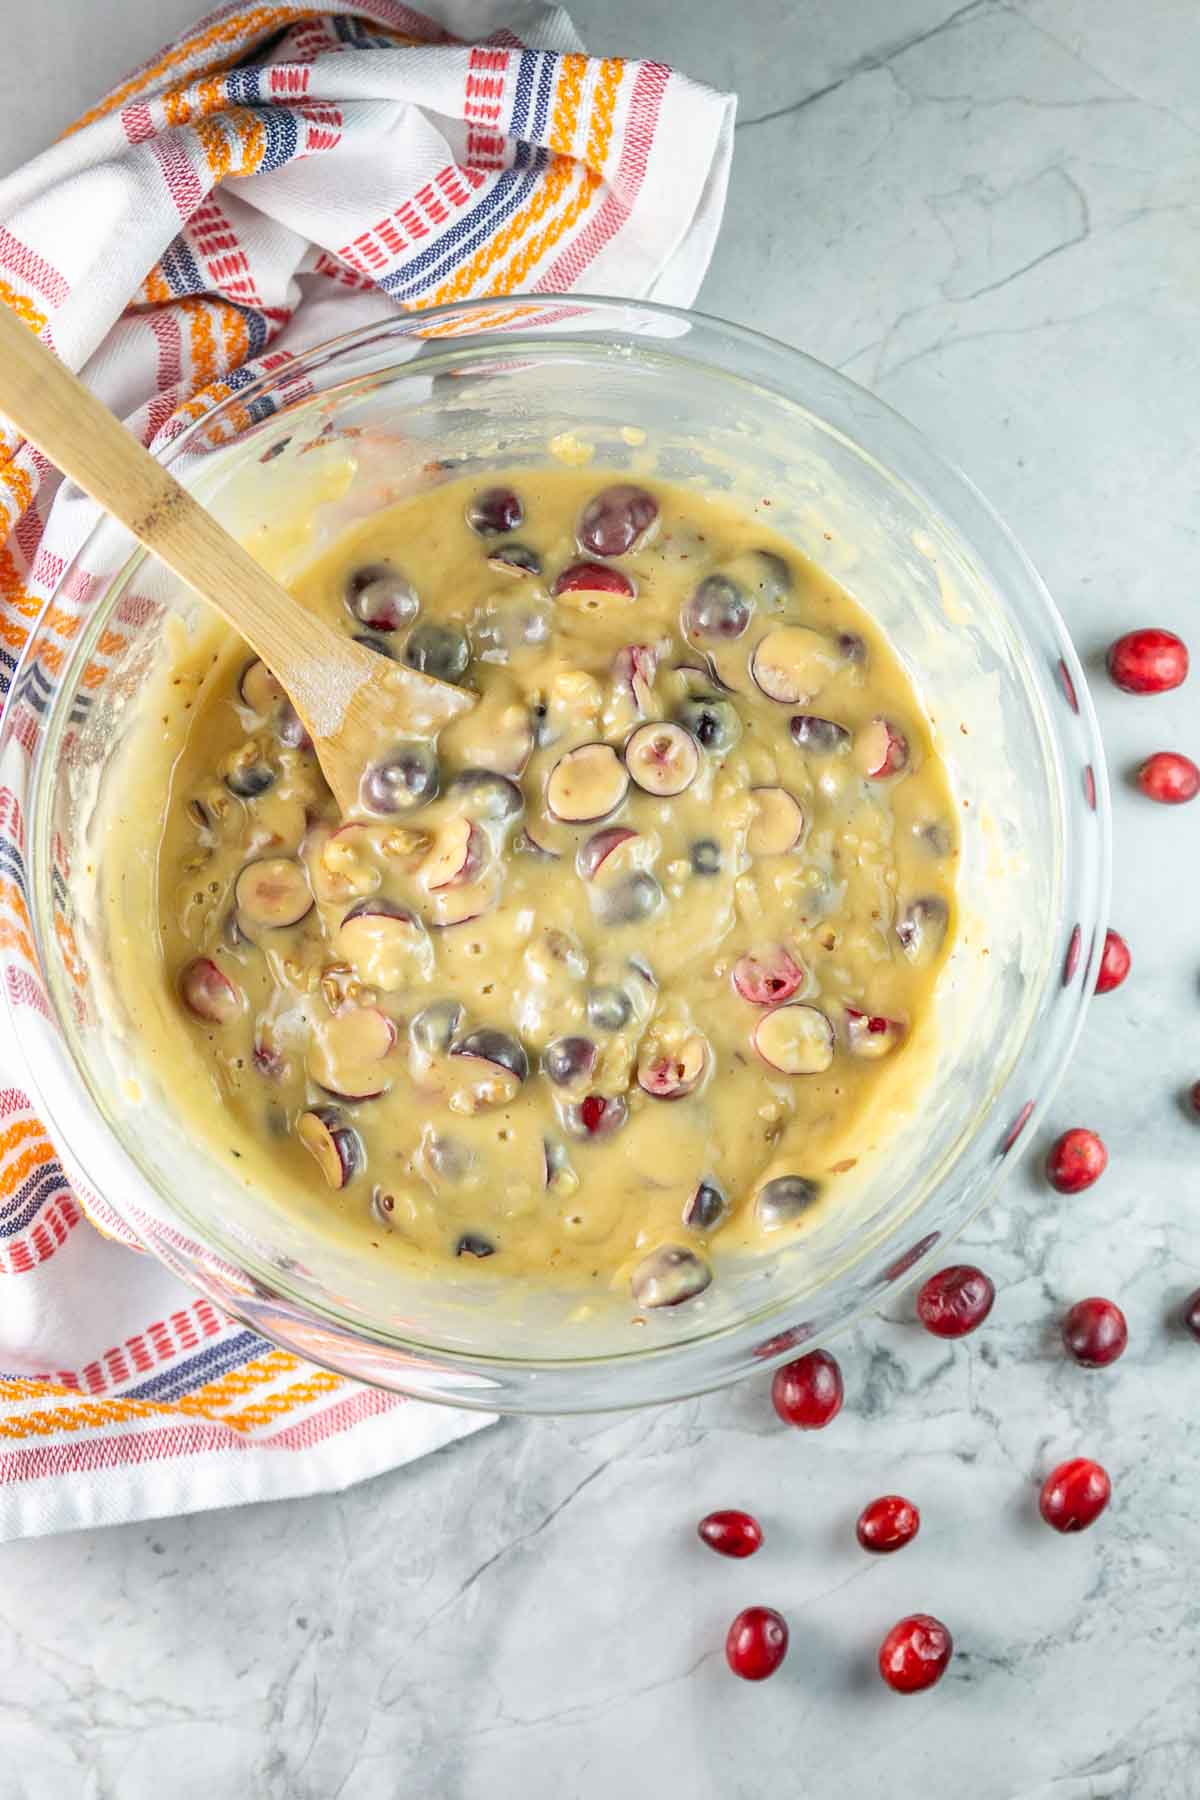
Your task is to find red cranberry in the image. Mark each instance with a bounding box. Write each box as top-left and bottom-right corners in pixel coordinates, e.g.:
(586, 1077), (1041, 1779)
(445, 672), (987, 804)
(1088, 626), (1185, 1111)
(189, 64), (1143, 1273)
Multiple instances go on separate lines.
(1061, 1297), (1128, 1367)
(771, 1349), (844, 1429)
(576, 1094), (626, 1137)
(916, 1264), (995, 1338)
(857, 1494), (920, 1554)
(1039, 1457), (1111, 1532)
(466, 486), (523, 536)
(1189, 1083), (1200, 1119)
(725, 1606), (788, 1681)
(578, 484), (658, 558)
(878, 1614), (953, 1694)
(553, 561), (636, 599)
(1107, 628), (1189, 695)
(1137, 751), (1200, 805)
(1182, 1288), (1200, 1340)
(698, 1510), (763, 1558)
(1046, 1128), (1107, 1194)
(1095, 929), (1130, 994)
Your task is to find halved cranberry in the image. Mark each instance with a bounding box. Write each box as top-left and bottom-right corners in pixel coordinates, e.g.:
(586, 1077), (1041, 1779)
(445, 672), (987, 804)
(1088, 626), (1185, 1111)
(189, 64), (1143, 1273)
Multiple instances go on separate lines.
(916, 1264), (995, 1338)
(698, 1510), (763, 1558)
(1062, 1297), (1128, 1368)
(1137, 751), (1200, 804)
(1107, 628), (1188, 695)
(1039, 1457), (1111, 1532)
(467, 486), (523, 536)
(732, 946), (804, 1006)
(725, 1606), (788, 1681)
(553, 561), (635, 599)
(771, 1349), (844, 1429)
(684, 574), (752, 641)
(878, 1614), (952, 1694)
(575, 1094), (627, 1138)
(542, 1036), (597, 1086)
(344, 564), (419, 632)
(1095, 929), (1131, 993)
(857, 1495), (920, 1554)
(1046, 1128), (1107, 1193)
(578, 484), (657, 557)
(180, 956), (242, 1024)
(858, 717), (909, 779)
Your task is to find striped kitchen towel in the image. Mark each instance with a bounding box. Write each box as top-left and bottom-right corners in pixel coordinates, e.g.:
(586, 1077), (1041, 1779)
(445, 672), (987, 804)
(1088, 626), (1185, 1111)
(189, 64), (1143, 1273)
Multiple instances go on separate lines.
(0, 0), (734, 1540)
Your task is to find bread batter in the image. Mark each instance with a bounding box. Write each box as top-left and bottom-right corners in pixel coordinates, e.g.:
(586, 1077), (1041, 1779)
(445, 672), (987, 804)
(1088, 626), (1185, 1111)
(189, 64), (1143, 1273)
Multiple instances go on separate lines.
(108, 468), (957, 1309)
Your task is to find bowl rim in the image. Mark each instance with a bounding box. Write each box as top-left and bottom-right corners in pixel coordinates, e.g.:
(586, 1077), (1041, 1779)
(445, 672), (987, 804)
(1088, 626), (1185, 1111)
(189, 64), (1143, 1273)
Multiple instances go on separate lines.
(5, 291), (1111, 1411)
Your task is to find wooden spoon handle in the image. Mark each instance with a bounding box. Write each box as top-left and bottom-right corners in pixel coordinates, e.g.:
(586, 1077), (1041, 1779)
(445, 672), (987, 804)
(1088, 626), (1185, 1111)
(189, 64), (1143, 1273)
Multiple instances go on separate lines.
(0, 301), (342, 683)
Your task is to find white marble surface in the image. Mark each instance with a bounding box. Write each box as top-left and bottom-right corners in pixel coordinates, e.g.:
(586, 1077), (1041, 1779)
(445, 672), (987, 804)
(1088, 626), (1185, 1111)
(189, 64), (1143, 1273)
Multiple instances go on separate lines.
(4, 2), (1200, 1795)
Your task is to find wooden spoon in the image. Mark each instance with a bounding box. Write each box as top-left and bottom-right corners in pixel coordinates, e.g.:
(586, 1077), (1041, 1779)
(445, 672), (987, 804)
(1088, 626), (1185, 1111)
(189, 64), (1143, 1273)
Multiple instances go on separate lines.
(0, 303), (475, 814)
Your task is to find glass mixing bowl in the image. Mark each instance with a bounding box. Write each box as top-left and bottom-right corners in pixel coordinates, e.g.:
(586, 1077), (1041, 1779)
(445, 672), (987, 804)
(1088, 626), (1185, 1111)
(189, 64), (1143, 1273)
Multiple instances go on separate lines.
(0, 297), (1108, 1412)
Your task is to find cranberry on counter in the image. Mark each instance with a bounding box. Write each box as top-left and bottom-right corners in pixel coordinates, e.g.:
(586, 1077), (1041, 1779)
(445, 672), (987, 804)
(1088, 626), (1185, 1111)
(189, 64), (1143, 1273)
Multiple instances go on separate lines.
(878, 1614), (953, 1694)
(1095, 928), (1131, 994)
(1046, 1128), (1107, 1194)
(916, 1265), (995, 1338)
(857, 1495), (920, 1554)
(725, 1606), (789, 1681)
(1182, 1288), (1200, 1341)
(1106, 628), (1188, 695)
(1061, 1297), (1128, 1367)
(1039, 1457), (1111, 1532)
(771, 1349), (844, 1429)
(698, 1510), (763, 1559)
(1136, 751), (1200, 805)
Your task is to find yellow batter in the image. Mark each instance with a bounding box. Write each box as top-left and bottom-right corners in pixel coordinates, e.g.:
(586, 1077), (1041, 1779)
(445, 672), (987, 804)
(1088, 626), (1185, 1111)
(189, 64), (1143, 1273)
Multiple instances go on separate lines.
(106, 468), (957, 1310)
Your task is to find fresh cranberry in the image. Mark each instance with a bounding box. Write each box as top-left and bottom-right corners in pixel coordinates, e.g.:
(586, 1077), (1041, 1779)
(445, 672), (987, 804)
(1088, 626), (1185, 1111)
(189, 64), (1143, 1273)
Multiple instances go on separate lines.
(857, 1495), (920, 1554)
(553, 561), (636, 599)
(466, 486), (523, 536)
(1137, 751), (1200, 805)
(1039, 1457), (1111, 1532)
(725, 1606), (788, 1681)
(1182, 1288), (1200, 1340)
(1095, 929), (1131, 994)
(1061, 1297), (1128, 1367)
(698, 1510), (763, 1559)
(771, 1349), (844, 1429)
(916, 1264), (995, 1338)
(577, 1094), (625, 1137)
(578, 484), (658, 558)
(878, 1614), (953, 1694)
(1046, 1128), (1107, 1194)
(1107, 628), (1189, 695)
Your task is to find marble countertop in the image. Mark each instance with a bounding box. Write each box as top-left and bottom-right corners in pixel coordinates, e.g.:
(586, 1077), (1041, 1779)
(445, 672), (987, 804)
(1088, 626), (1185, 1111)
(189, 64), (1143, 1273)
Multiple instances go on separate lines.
(3, 2), (1200, 1795)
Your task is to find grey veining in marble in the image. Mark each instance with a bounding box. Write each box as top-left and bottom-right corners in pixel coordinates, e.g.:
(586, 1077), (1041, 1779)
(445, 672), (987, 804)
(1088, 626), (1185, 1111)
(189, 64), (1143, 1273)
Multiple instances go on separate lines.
(3, 1), (1200, 1795)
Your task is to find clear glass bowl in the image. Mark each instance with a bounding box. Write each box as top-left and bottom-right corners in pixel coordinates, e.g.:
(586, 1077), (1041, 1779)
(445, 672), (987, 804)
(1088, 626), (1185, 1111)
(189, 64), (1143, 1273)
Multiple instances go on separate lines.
(0, 297), (1109, 1412)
